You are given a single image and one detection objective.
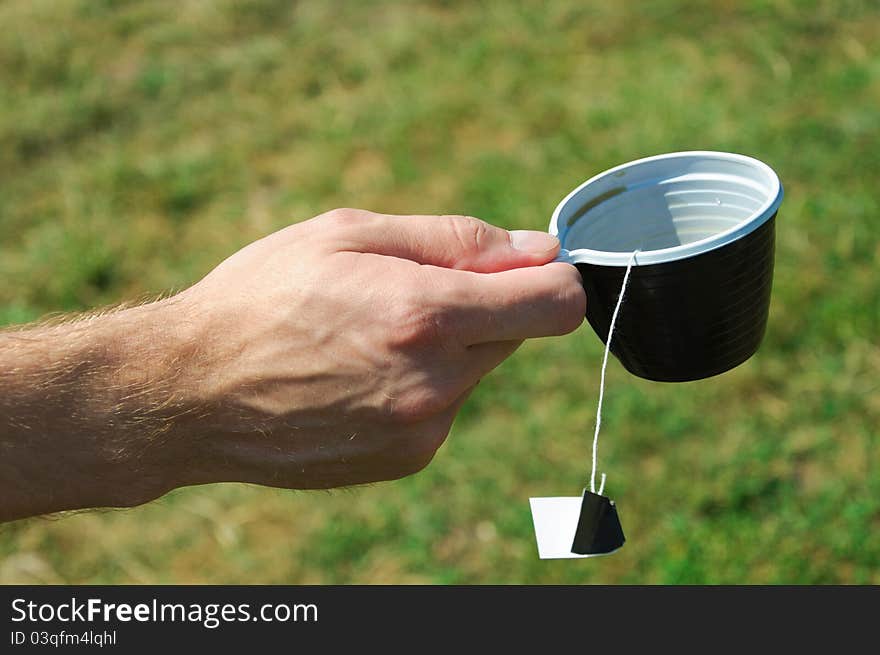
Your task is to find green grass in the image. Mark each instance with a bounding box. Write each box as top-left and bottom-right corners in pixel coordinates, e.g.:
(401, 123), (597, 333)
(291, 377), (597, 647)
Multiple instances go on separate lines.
(1, 0), (878, 583)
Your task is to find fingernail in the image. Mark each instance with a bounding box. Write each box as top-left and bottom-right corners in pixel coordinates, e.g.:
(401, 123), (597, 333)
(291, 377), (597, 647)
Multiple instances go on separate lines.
(509, 230), (559, 254)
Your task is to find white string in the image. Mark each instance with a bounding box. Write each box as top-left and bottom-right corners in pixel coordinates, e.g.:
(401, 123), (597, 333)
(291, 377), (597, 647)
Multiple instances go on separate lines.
(590, 250), (639, 494)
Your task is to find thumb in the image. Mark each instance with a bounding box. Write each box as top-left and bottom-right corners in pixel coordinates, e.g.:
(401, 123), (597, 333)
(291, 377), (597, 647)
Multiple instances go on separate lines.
(326, 209), (560, 273)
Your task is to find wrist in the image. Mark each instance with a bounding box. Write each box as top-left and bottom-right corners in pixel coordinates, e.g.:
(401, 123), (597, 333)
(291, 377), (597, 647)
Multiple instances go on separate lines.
(96, 293), (213, 505)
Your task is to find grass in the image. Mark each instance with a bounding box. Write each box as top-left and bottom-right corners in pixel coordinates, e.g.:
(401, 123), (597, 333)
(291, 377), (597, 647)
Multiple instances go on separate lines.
(1, 0), (878, 583)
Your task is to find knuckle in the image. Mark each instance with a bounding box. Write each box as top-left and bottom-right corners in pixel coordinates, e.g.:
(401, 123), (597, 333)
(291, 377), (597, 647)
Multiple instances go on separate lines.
(395, 423), (451, 476)
(386, 292), (449, 350)
(447, 215), (492, 259)
(320, 207), (371, 229)
(421, 419), (453, 451)
(387, 302), (430, 348)
(389, 383), (450, 424)
(396, 448), (437, 478)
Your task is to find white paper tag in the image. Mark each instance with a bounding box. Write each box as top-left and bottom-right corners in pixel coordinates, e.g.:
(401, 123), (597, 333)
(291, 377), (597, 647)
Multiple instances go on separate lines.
(529, 496), (621, 560)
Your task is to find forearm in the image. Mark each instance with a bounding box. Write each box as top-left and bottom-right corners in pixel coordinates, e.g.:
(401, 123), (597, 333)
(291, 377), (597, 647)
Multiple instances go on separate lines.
(0, 297), (202, 521)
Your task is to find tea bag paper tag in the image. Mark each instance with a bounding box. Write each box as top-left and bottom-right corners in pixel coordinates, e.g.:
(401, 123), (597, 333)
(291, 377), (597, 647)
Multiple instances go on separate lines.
(529, 490), (625, 559)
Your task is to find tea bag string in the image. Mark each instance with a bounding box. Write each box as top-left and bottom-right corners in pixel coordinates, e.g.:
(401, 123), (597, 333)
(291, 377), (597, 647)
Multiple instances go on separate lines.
(591, 250), (640, 496)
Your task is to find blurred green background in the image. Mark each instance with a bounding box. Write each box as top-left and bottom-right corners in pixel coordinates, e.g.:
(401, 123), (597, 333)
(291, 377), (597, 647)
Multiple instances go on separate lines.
(1, 0), (878, 584)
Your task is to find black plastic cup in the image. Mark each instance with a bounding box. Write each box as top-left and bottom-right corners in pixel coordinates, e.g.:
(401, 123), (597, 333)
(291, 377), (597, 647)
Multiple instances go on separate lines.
(550, 151), (783, 382)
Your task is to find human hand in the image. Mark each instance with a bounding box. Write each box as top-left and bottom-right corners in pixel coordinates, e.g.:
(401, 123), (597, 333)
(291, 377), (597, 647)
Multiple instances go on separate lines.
(168, 209), (586, 491)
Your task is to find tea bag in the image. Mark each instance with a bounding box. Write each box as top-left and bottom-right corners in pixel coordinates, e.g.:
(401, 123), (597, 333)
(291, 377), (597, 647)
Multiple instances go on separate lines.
(530, 492), (625, 559)
(529, 252), (637, 559)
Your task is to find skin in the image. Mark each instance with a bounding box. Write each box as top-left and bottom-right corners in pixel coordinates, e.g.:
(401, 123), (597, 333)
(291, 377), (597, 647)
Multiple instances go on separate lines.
(0, 209), (586, 522)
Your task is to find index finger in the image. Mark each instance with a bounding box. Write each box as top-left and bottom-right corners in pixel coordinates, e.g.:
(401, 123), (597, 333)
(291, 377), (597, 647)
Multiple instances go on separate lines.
(438, 262), (587, 345)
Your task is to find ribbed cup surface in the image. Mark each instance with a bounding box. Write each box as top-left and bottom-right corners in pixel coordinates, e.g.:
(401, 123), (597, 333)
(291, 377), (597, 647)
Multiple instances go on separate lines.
(577, 214), (776, 382)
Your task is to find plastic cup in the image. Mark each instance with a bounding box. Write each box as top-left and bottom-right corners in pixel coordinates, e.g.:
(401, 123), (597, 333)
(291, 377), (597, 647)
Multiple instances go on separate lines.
(550, 151), (783, 382)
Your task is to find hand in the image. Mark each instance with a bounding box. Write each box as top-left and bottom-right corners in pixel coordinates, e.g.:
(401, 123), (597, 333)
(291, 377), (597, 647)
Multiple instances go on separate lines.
(169, 209), (586, 492)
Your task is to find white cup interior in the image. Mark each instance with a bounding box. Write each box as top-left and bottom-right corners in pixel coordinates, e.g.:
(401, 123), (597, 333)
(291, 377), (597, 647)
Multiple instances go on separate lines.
(551, 152), (782, 266)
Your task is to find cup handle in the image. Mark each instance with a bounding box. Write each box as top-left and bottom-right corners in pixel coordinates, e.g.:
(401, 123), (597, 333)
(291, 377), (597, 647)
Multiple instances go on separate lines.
(554, 248), (575, 264)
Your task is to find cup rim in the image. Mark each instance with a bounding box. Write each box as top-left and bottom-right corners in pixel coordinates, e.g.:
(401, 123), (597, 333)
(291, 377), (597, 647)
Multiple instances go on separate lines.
(549, 151), (783, 267)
